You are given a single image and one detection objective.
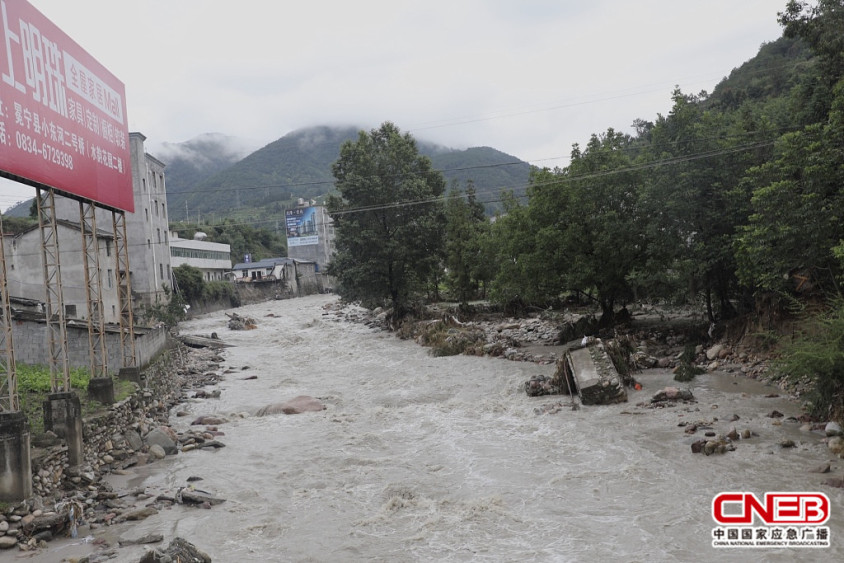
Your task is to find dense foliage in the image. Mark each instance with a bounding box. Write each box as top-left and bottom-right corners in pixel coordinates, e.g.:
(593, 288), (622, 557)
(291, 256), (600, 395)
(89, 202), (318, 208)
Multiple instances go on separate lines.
(172, 264), (239, 308)
(327, 122), (446, 317)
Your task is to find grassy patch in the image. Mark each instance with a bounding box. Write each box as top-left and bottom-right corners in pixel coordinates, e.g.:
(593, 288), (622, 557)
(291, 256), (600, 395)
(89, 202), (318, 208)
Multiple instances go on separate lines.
(5, 364), (139, 437)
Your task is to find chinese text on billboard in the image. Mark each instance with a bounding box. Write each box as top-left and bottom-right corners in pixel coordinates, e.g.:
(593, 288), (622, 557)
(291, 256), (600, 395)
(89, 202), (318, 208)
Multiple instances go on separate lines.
(0, 0), (133, 211)
(285, 207), (319, 247)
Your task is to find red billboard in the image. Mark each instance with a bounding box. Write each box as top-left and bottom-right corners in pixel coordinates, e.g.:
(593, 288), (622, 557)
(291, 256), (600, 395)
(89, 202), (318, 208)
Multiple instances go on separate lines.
(0, 0), (133, 211)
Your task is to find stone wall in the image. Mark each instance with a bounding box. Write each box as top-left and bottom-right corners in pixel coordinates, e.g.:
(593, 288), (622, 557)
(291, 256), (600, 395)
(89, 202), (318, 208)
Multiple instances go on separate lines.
(30, 342), (187, 498)
(9, 314), (168, 373)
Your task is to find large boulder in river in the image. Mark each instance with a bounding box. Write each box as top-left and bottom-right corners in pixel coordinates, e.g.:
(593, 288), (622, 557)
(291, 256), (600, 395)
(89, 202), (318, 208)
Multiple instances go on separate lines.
(145, 427), (178, 455)
(256, 395), (326, 416)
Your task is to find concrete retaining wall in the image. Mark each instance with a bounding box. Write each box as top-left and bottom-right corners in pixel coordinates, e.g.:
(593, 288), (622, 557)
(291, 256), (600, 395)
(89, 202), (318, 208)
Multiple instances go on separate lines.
(9, 315), (168, 373)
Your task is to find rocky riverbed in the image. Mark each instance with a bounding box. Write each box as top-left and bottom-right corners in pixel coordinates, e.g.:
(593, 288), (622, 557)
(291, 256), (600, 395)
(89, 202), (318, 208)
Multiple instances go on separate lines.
(5, 297), (842, 561)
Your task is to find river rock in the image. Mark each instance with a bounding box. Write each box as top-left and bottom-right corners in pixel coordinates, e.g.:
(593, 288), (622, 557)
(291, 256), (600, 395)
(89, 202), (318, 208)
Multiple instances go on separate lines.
(177, 488), (226, 505)
(825, 421), (843, 436)
(823, 477), (844, 488)
(706, 344), (723, 361)
(828, 436), (844, 456)
(119, 533), (164, 546)
(124, 429), (143, 451)
(809, 463), (831, 474)
(145, 428), (178, 455)
(21, 512), (65, 535)
(256, 395), (326, 416)
(651, 387), (694, 402)
(191, 415), (228, 426)
(524, 375), (563, 397)
(0, 536), (17, 549)
(124, 507), (159, 521)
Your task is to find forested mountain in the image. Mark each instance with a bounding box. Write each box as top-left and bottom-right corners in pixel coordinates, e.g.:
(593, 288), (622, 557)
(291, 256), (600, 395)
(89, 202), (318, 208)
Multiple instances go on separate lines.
(152, 133), (259, 201)
(163, 126), (530, 224)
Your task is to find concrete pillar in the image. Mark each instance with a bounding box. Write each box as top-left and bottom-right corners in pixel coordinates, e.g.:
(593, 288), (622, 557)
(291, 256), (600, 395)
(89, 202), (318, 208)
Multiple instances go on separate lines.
(88, 377), (115, 405)
(118, 366), (143, 386)
(0, 412), (32, 502)
(43, 392), (84, 467)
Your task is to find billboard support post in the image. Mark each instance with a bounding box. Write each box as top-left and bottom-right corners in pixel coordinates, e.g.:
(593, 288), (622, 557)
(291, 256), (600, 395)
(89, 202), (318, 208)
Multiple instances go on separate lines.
(80, 200), (108, 381)
(112, 211), (136, 369)
(0, 214), (18, 412)
(36, 188), (70, 393)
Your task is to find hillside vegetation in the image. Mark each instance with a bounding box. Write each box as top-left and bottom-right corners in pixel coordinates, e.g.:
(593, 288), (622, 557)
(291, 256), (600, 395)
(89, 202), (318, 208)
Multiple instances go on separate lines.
(323, 2), (844, 420)
(162, 126), (529, 226)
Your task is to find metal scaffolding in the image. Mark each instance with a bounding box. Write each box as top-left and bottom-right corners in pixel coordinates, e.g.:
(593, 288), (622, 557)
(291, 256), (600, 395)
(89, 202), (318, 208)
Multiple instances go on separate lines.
(80, 200), (108, 379)
(36, 188), (71, 392)
(0, 213), (19, 412)
(112, 210), (137, 368)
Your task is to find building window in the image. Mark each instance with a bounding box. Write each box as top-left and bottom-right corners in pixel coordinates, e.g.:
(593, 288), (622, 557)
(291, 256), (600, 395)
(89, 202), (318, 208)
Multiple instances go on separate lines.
(106, 240), (112, 257)
(155, 200), (159, 216)
(160, 263), (164, 280)
(107, 269), (113, 289)
(157, 228), (161, 244)
(65, 304), (77, 318)
(164, 231), (168, 243)
(148, 239), (151, 249)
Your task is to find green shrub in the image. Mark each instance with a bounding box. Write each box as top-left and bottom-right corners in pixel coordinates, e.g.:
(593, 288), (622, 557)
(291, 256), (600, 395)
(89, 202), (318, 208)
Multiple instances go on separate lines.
(674, 343), (705, 382)
(776, 300), (844, 420)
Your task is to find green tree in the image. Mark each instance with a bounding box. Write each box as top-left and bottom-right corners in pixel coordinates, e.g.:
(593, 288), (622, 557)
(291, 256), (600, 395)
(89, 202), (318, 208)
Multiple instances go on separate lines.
(444, 180), (487, 307)
(172, 264), (205, 303)
(486, 191), (546, 311)
(735, 79), (844, 294)
(327, 122), (446, 317)
(779, 0), (844, 124)
(512, 130), (644, 323)
(639, 88), (770, 320)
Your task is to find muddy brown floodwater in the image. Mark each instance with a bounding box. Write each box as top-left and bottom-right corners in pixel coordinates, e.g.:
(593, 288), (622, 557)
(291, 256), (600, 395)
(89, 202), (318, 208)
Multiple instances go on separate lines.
(23, 294), (844, 562)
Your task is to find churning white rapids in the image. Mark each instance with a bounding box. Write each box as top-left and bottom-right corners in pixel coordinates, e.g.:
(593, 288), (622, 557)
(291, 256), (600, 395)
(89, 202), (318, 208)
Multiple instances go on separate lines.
(37, 295), (843, 562)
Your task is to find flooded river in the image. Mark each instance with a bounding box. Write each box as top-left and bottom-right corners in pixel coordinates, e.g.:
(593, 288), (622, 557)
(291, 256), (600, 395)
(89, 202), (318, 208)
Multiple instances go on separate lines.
(30, 294), (844, 562)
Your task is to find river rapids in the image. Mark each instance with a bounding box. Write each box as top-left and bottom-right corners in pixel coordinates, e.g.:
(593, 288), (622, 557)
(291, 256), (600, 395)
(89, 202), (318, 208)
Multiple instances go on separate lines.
(30, 294), (844, 562)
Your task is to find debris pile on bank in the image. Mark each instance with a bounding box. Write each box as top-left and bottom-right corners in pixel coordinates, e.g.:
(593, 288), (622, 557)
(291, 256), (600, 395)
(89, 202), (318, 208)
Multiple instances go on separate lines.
(226, 312), (257, 330)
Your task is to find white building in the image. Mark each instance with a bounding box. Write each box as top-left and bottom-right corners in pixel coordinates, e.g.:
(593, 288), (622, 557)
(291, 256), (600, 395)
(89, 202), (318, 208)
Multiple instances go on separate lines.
(169, 232), (232, 281)
(7, 132), (173, 323)
(2, 220), (120, 323)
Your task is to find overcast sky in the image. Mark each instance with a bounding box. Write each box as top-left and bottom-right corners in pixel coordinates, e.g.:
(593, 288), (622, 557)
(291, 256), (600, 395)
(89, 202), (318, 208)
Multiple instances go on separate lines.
(1, 0), (790, 211)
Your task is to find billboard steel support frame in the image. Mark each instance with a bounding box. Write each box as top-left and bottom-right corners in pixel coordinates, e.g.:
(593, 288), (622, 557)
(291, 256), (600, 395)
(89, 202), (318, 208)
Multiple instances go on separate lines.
(36, 188), (71, 393)
(112, 211), (136, 368)
(0, 214), (19, 412)
(80, 200), (108, 380)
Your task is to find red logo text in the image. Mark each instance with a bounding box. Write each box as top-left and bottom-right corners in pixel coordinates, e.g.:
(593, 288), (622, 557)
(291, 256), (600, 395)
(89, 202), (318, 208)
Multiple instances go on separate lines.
(712, 492), (830, 525)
